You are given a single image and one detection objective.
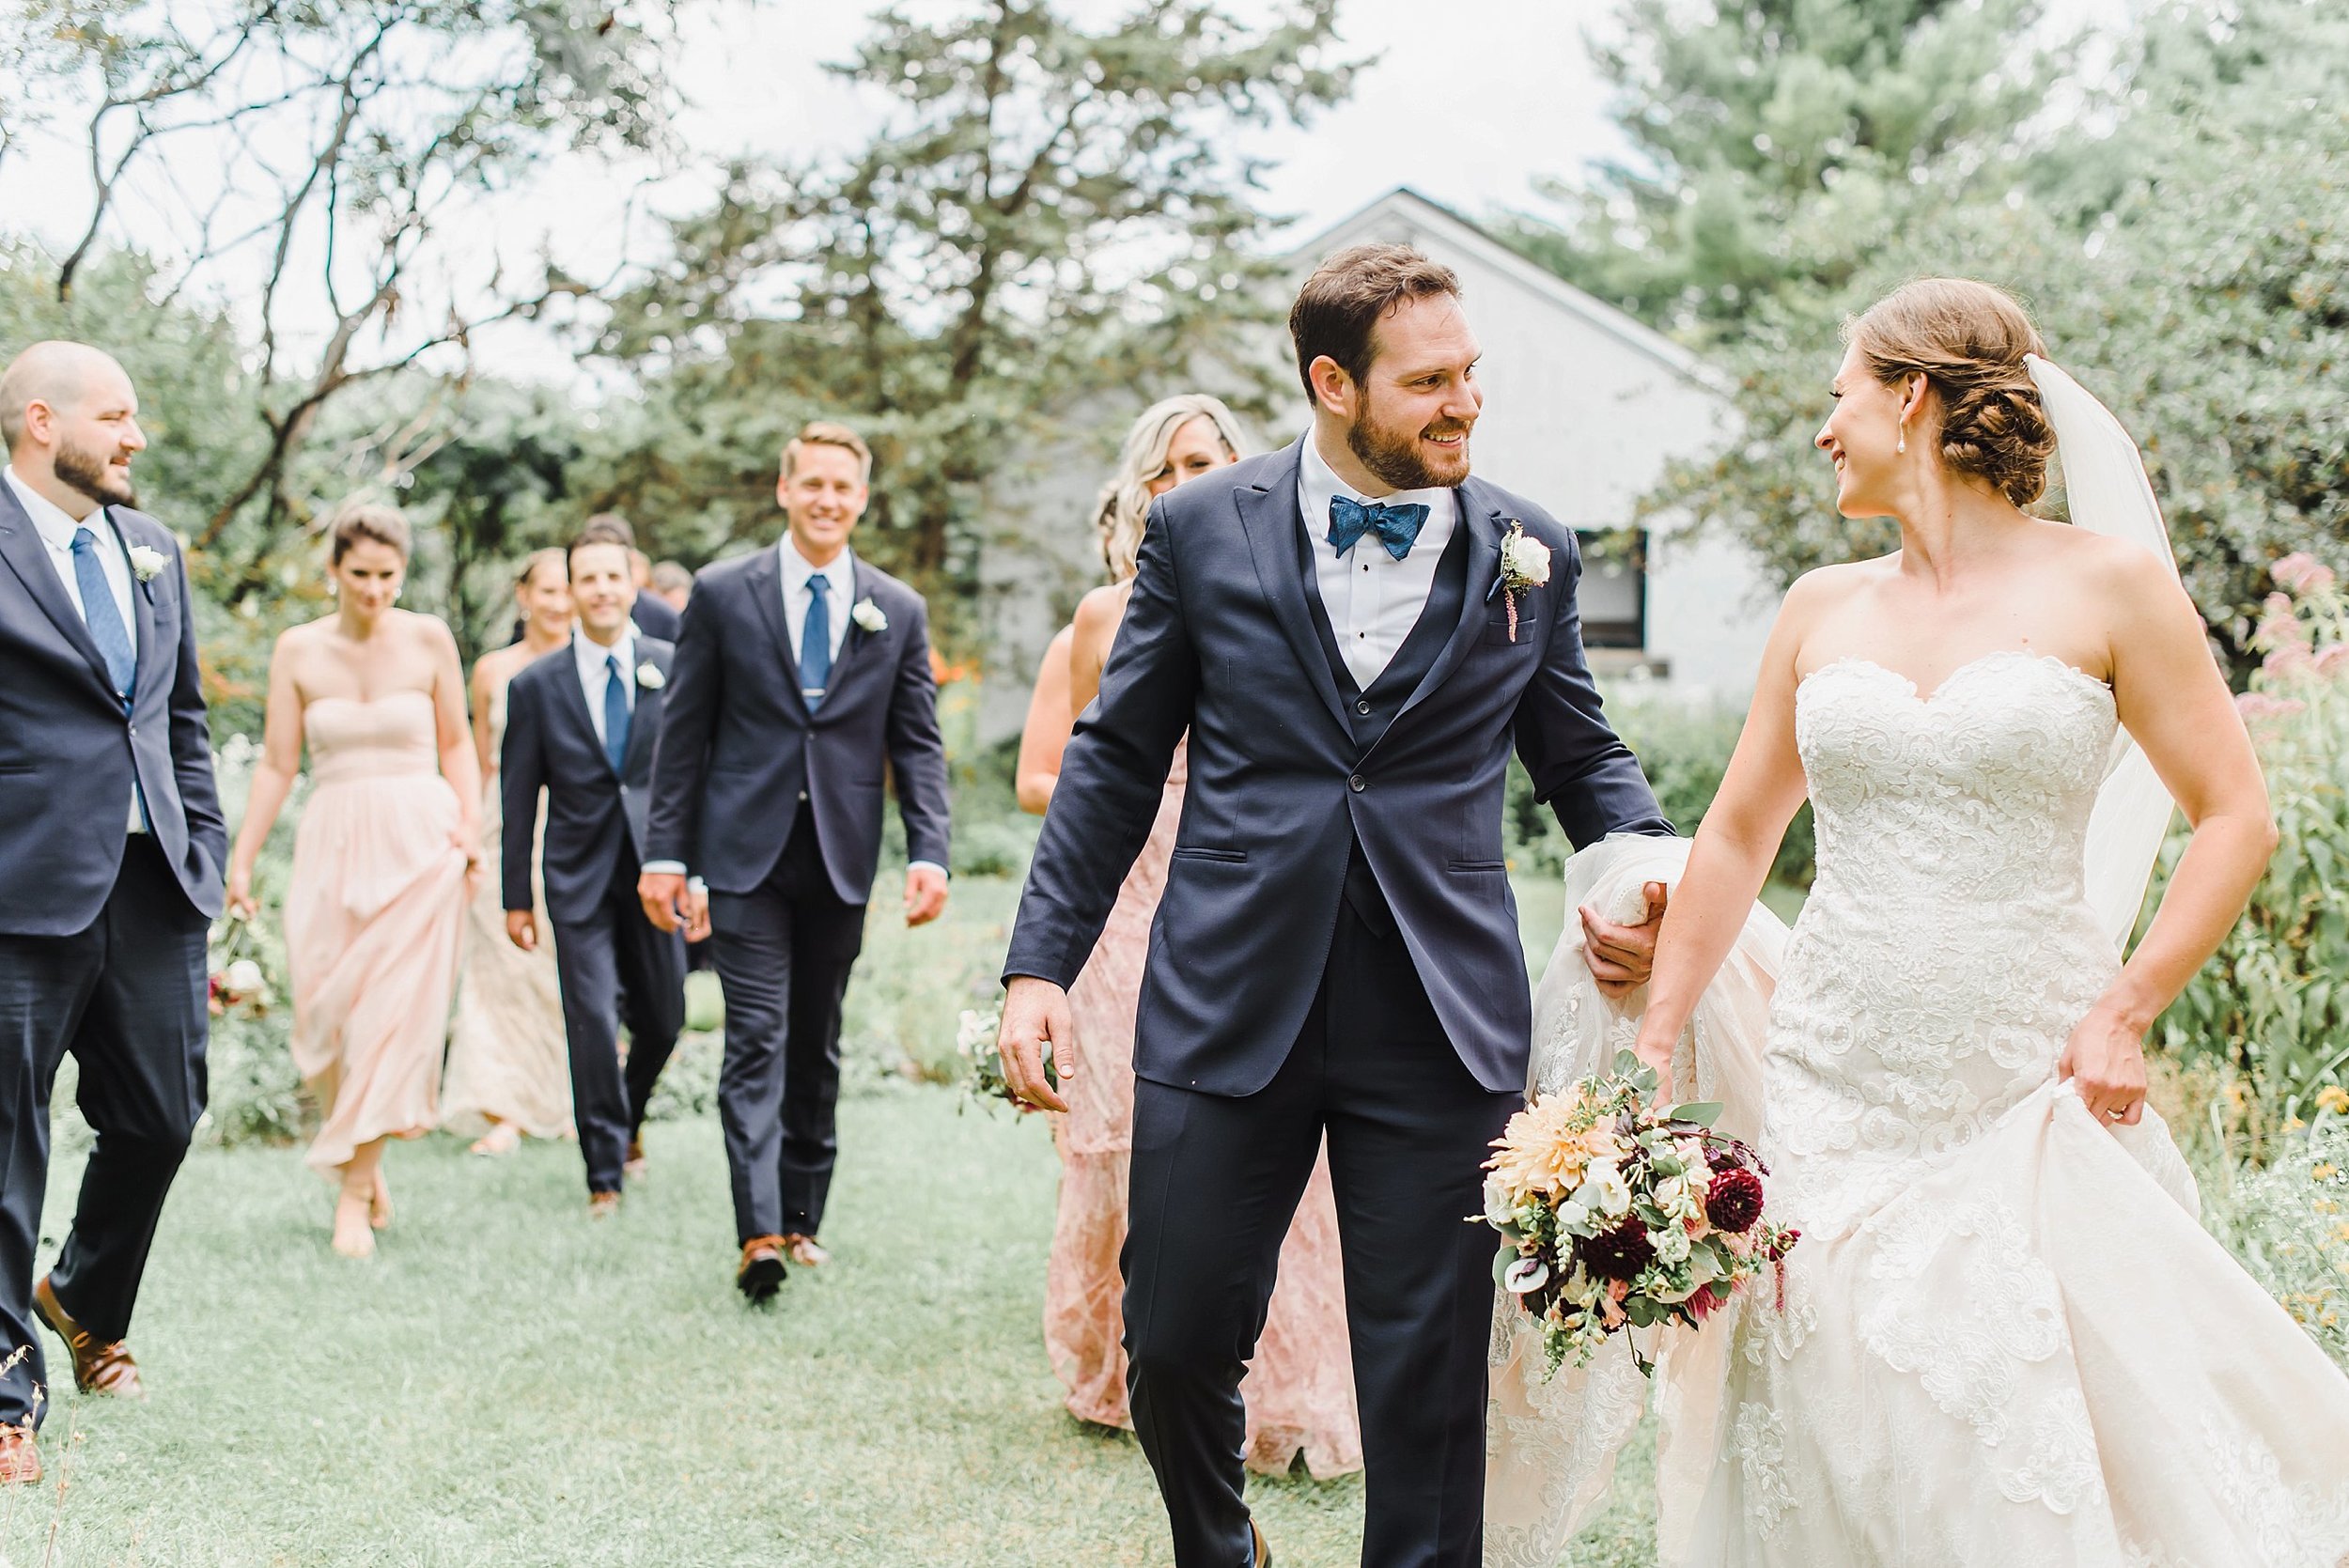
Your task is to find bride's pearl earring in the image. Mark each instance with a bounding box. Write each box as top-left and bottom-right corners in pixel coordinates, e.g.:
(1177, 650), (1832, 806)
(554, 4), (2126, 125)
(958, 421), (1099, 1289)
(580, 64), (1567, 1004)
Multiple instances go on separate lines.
(1897, 426), (1907, 456)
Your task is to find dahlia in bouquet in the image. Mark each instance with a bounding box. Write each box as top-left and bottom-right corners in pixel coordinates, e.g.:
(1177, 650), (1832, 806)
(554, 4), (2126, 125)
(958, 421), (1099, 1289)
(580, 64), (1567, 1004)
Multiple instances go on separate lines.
(1482, 1050), (1796, 1377)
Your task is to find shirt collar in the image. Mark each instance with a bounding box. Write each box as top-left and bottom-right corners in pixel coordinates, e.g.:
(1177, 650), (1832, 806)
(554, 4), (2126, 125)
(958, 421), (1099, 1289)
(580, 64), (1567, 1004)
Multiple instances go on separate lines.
(4, 465), (98, 549)
(780, 533), (854, 598)
(574, 626), (636, 680)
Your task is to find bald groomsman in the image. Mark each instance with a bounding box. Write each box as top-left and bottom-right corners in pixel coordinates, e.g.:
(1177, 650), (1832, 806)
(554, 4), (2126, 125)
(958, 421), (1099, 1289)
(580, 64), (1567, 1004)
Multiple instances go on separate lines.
(0, 343), (224, 1483)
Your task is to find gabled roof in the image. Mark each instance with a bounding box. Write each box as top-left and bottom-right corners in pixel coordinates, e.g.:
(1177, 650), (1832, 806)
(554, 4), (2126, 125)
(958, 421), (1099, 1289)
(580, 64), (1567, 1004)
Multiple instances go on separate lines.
(1290, 186), (1731, 399)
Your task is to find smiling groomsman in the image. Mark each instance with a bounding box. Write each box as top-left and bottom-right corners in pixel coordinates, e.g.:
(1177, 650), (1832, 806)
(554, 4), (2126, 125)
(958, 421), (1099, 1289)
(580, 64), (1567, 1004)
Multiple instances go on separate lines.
(500, 532), (692, 1214)
(0, 343), (225, 1483)
(640, 421), (951, 1304)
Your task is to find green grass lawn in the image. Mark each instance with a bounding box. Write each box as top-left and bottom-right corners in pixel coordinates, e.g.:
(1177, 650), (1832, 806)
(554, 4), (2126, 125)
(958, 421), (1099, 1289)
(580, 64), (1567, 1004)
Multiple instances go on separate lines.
(8, 877), (1672, 1566)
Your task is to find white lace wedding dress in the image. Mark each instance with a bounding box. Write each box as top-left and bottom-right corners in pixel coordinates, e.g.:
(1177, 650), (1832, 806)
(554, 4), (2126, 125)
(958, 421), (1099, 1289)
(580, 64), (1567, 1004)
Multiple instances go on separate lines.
(1486, 649), (2349, 1568)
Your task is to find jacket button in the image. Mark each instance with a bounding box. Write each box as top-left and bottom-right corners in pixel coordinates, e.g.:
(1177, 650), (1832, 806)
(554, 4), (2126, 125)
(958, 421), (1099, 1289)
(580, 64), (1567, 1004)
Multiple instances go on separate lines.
(1348, 773), (1365, 793)
(1355, 699), (1371, 716)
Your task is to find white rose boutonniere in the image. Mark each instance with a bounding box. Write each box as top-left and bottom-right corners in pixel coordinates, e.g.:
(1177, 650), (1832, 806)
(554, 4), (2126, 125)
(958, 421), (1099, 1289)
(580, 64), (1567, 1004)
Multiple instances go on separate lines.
(850, 598), (888, 634)
(1492, 520), (1551, 642)
(127, 544), (167, 584)
(635, 662), (665, 691)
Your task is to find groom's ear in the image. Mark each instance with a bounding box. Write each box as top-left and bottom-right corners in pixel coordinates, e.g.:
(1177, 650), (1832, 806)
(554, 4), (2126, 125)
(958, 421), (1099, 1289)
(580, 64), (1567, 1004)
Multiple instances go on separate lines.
(1307, 353), (1357, 419)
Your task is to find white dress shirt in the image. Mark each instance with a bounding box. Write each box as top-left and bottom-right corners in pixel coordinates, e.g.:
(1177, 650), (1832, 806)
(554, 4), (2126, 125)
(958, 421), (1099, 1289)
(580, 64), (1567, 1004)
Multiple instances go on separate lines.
(780, 534), (855, 670)
(572, 628), (637, 748)
(1296, 433), (1459, 691)
(7, 465), (144, 831)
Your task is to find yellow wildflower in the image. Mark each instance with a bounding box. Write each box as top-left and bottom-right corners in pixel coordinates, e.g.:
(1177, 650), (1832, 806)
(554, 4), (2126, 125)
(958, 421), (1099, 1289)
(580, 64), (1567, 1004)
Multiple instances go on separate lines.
(2316, 1163), (2342, 1183)
(2317, 1085), (2349, 1115)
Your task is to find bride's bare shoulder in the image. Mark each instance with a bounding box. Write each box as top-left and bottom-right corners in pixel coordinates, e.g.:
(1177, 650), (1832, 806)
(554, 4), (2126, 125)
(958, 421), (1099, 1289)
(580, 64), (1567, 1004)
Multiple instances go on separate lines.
(1780, 555), (1891, 626)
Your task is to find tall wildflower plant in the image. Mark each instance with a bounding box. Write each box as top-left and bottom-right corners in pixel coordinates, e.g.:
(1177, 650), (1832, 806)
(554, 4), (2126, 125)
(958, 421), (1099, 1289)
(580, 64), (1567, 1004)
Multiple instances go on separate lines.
(2206, 1102), (2349, 1371)
(2154, 554), (2349, 1159)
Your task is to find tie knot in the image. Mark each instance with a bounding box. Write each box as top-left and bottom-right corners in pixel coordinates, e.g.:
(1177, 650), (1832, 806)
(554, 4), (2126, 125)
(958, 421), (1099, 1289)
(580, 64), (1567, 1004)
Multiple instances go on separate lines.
(71, 526), (98, 553)
(606, 653), (624, 677)
(808, 575), (831, 598)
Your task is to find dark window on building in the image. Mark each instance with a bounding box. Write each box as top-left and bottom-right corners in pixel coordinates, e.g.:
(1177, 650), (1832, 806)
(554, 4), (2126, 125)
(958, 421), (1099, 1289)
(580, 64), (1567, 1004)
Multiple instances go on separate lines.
(1574, 529), (1646, 650)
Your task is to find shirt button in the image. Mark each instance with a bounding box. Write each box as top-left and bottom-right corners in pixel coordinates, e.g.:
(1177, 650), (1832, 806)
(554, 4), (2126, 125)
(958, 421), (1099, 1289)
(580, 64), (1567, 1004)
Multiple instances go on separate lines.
(1348, 774), (1365, 793)
(1355, 700), (1371, 716)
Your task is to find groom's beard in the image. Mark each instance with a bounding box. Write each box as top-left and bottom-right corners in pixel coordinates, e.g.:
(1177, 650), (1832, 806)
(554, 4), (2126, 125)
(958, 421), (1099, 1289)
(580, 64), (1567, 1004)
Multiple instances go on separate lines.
(1347, 405), (1472, 491)
(54, 437), (137, 508)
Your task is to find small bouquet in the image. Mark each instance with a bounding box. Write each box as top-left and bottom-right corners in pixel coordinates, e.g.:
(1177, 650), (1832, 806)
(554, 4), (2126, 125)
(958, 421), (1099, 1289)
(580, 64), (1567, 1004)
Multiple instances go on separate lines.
(955, 1006), (1053, 1113)
(1482, 1050), (1796, 1377)
(207, 910), (275, 1019)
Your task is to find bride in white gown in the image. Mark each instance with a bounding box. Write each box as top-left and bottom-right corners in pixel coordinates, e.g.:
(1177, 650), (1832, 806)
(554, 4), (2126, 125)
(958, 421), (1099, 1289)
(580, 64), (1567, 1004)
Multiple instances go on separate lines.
(1486, 279), (2349, 1567)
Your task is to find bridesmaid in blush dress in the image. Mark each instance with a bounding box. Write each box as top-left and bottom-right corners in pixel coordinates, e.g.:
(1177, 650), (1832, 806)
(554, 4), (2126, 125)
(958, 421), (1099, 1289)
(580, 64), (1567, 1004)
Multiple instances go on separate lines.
(443, 548), (575, 1155)
(226, 505), (478, 1259)
(1019, 396), (1361, 1477)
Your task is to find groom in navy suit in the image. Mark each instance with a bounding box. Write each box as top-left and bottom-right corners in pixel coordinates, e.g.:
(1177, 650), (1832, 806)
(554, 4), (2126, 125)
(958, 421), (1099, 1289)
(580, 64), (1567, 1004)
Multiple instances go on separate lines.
(641, 421), (952, 1303)
(998, 249), (1673, 1567)
(499, 533), (688, 1213)
(0, 343), (224, 1483)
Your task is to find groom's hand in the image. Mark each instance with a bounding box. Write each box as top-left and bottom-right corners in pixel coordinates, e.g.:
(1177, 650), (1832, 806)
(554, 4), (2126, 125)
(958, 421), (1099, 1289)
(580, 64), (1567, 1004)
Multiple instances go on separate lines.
(998, 975), (1077, 1113)
(1581, 880), (1669, 1001)
(638, 870), (689, 933)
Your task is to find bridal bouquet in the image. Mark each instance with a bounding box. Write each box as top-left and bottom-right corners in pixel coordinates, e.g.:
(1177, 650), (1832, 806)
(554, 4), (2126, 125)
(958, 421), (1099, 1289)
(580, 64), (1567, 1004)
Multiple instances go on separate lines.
(1482, 1051), (1796, 1376)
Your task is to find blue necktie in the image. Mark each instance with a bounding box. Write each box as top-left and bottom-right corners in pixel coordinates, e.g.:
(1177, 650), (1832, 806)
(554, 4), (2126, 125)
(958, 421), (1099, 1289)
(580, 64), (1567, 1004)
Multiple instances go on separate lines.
(801, 575), (832, 711)
(1327, 494), (1430, 561)
(71, 526), (135, 707)
(603, 654), (630, 777)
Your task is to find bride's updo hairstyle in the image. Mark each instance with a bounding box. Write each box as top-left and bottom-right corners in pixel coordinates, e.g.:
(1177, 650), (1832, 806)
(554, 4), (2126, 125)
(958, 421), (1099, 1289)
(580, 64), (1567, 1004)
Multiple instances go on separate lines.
(1846, 278), (2058, 507)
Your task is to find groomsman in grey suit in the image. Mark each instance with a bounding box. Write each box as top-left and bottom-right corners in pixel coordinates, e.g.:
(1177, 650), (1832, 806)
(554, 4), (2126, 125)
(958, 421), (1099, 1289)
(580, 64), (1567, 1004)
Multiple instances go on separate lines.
(0, 343), (224, 1483)
(640, 421), (952, 1304)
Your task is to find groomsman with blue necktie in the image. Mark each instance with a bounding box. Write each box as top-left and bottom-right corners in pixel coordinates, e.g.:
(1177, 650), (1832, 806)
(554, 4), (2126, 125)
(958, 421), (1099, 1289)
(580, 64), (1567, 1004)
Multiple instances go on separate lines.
(0, 343), (225, 1483)
(498, 533), (691, 1214)
(640, 421), (951, 1304)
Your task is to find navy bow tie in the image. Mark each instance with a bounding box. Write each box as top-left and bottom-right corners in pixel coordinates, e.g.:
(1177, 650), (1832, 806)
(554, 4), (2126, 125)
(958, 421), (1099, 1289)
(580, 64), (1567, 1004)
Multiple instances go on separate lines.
(1327, 494), (1429, 561)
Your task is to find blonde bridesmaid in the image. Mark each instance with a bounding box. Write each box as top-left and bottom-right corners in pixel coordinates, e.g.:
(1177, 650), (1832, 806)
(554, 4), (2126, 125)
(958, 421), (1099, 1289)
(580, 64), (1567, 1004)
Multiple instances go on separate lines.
(226, 505), (477, 1258)
(443, 549), (575, 1155)
(1019, 396), (1362, 1477)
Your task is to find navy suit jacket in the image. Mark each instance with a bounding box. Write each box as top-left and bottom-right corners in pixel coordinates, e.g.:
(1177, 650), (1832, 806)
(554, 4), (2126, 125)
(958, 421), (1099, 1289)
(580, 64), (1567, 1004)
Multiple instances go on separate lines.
(645, 547), (950, 904)
(501, 637), (674, 926)
(630, 591), (681, 643)
(1003, 441), (1670, 1095)
(0, 487), (224, 936)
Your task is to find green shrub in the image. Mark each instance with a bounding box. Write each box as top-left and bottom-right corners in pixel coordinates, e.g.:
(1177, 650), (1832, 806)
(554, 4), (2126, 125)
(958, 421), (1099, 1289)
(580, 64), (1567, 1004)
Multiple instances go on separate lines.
(197, 736), (306, 1147)
(2153, 558), (2349, 1159)
(2201, 1106), (2349, 1370)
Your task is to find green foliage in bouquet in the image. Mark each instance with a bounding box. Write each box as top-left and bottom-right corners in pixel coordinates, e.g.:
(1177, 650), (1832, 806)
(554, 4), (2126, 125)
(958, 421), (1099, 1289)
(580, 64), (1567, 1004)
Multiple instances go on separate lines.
(954, 1005), (1054, 1116)
(2154, 560), (2349, 1158)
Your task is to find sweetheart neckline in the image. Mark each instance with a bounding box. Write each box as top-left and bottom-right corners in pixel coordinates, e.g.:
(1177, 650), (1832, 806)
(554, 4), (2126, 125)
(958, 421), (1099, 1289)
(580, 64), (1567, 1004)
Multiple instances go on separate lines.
(1797, 649), (2112, 708)
(303, 690), (435, 709)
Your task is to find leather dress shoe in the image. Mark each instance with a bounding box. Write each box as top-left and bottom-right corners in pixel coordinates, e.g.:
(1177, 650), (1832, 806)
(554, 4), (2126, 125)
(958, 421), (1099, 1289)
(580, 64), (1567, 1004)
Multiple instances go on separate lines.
(33, 1276), (145, 1399)
(0, 1428), (37, 1485)
(778, 1233), (830, 1268)
(737, 1235), (786, 1304)
(622, 1139), (647, 1180)
(587, 1191), (622, 1219)
(1252, 1518), (1272, 1567)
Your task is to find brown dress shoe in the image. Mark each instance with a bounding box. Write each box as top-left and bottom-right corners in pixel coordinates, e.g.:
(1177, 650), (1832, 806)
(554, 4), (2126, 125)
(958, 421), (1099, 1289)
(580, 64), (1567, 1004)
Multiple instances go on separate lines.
(737, 1235), (786, 1304)
(0, 1428), (38, 1485)
(622, 1139), (647, 1180)
(778, 1233), (830, 1268)
(587, 1191), (622, 1219)
(34, 1276), (145, 1399)
(1252, 1518), (1272, 1567)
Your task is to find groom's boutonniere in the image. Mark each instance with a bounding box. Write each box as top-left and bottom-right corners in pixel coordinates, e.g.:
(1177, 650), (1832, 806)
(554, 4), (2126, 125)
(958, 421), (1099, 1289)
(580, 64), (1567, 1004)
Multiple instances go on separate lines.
(635, 662), (665, 691)
(850, 598), (888, 634)
(127, 543), (167, 585)
(1492, 520), (1551, 642)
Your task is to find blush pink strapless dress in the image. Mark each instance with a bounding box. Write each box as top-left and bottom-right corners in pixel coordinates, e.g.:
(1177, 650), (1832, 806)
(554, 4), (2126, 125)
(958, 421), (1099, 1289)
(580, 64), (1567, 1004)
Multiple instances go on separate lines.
(285, 692), (469, 1175)
(1052, 739), (1363, 1479)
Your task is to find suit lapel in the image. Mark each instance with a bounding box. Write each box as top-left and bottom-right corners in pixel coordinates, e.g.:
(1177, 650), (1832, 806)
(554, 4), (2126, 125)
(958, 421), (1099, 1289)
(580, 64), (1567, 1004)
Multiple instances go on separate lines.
(743, 546), (811, 720)
(1392, 484), (1502, 724)
(825, 551), (868, 690)
(1237, 443), (1350, 735)
(620, 648), (664, 780)
(0, 481), (117, 695)
(106, 509), (159, 703)
(551, 643), (606, 764)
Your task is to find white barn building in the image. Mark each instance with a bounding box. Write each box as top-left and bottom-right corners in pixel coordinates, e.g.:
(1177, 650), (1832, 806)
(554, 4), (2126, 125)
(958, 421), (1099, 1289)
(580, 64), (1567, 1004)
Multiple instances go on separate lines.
(972, 187), (1779, 745)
